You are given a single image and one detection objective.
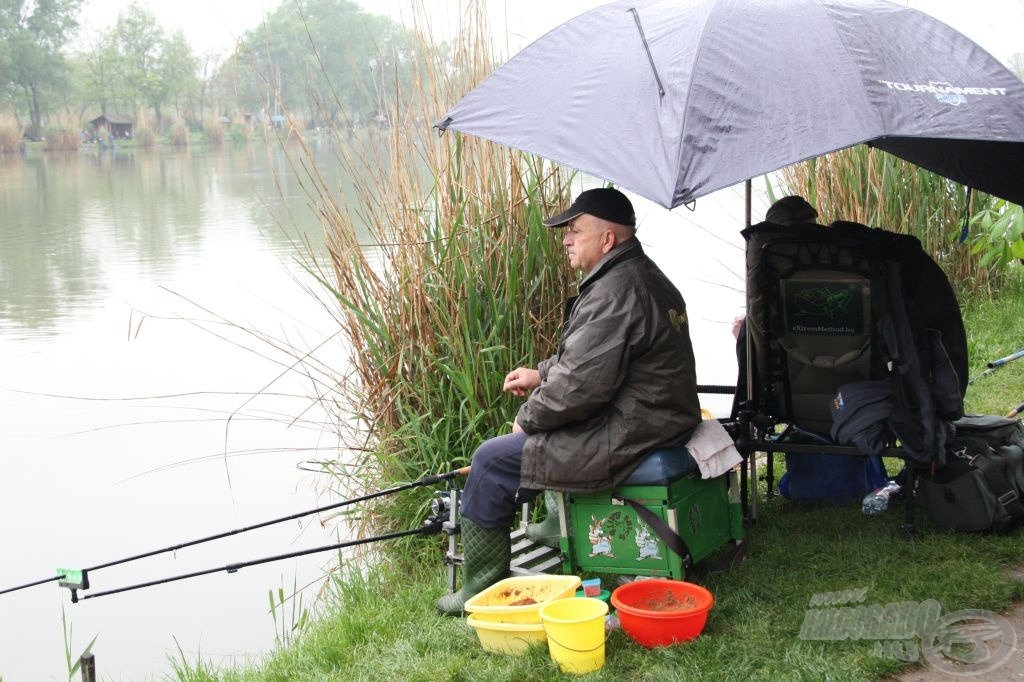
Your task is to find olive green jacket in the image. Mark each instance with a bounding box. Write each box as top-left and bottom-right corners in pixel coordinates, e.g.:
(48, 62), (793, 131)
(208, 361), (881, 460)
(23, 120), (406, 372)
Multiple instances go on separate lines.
(517, 239), (701, 492)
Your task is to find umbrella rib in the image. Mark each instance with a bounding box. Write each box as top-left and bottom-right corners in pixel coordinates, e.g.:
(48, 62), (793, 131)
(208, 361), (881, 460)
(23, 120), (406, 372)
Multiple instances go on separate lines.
(629, 8), (665, 98)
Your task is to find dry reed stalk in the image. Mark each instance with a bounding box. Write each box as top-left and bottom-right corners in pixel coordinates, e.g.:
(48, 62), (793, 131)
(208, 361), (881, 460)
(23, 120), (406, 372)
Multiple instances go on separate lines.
(170, 120), (190, 146)
(42, 129), (80, 151)
(780, 146), (1000, 295)
(204, 118), (226, 147)
(40, 113), (81, 152)
(0, 120), (22, 153)
(276, 1), (576, 533)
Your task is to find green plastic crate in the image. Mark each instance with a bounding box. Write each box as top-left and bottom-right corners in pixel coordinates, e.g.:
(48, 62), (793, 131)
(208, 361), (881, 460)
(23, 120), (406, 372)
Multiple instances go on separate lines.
(562, 471), (742, 580)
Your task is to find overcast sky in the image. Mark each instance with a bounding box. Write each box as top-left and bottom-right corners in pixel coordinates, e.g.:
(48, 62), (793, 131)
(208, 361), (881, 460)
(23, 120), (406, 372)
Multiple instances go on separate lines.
(77, 0), (1023, 65)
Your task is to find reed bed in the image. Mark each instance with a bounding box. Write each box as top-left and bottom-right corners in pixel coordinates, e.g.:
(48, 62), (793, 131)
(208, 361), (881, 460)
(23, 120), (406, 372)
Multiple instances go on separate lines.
(134, 108), (156, 148)
(283, 3), (575, 536)
(42, 127), (80, 151)
(779, 146), (1017, 297)
(134, 126), (156, 148)
(169, 120), (190, 146)
(228, 119), (251, 145)
(0, 120), (20, 153)
(203, 118), (226, 147)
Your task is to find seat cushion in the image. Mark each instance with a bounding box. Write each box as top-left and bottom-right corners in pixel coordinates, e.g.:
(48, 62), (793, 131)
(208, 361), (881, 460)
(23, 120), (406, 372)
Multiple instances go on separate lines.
(621, 447), (697, 486)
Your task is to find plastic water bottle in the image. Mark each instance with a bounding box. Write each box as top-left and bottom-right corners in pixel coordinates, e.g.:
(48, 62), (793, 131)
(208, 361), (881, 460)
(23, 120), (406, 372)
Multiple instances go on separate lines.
(862, 482), (901, 515)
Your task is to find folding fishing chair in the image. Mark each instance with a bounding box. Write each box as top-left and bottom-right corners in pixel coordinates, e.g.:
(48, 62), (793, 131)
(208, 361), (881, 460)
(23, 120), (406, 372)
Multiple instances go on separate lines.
(734, 219), (967, 532)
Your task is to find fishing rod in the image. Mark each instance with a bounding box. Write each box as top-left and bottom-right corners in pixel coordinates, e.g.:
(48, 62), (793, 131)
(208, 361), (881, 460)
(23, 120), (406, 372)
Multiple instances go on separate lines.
(75, 518), (445, 602)
(969, 348), (1024, 384)
(0, 466), (469, 598)
(1007, 402), (1024, 419)
(988, 349), (1024, 369)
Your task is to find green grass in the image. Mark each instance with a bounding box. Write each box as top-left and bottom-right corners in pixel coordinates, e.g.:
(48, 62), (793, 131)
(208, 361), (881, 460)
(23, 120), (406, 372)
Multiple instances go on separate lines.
(962, 273), (1024, 416)
(176, 488), (1024, 681)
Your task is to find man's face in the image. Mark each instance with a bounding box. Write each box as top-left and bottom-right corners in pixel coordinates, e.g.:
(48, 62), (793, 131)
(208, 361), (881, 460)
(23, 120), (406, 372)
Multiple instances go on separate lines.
(562, 214), (610, 274)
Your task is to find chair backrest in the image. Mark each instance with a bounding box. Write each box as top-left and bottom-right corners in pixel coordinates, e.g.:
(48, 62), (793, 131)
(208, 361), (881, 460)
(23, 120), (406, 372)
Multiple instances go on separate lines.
(744, 221), (883, 435)
(742, 219), (966, 464)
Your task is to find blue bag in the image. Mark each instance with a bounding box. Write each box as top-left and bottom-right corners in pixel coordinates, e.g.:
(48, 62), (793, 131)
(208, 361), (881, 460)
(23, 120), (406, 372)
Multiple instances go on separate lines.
(779, 452), (889, 504)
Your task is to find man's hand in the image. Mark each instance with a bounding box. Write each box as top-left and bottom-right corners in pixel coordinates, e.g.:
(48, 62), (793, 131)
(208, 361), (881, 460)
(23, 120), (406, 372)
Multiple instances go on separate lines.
(503, 367), (541, 397)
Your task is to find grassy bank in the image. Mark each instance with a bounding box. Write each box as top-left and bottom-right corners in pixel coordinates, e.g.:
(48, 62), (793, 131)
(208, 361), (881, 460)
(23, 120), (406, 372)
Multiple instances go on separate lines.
(232, 512), (1021, 682)
(961, 273), (1024, 415)
(188, 509), (1024, 682)
(169, 271), (1024, 681)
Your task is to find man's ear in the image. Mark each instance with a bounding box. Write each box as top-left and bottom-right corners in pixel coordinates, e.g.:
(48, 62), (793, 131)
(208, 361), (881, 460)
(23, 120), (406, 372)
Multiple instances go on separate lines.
(602, 228), (617, 254)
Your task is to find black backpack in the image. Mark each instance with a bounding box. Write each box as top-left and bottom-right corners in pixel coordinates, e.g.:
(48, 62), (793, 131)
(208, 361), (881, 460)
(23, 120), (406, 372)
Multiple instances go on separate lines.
(917, 415), (1024, 533)
(742, 220), (966, 466)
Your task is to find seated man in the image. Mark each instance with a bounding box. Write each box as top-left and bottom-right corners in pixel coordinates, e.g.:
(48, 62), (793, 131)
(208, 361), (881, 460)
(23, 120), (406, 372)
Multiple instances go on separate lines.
(437, 187), (702, 615)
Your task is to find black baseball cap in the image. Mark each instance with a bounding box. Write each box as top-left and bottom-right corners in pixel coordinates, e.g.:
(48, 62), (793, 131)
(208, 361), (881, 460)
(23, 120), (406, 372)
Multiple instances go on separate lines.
(542, 187), (636, 228)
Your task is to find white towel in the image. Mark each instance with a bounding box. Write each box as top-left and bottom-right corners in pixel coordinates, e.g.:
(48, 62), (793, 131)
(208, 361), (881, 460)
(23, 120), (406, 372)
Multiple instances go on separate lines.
(687, 419), (743, 479)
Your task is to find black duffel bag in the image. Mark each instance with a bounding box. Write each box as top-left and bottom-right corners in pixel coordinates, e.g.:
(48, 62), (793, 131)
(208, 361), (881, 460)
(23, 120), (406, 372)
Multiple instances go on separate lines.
(917, 415), (1024, 533)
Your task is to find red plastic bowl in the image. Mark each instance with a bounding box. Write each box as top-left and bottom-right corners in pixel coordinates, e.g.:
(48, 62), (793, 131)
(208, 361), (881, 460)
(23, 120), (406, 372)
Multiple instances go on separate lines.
(610, 579), (714, 648)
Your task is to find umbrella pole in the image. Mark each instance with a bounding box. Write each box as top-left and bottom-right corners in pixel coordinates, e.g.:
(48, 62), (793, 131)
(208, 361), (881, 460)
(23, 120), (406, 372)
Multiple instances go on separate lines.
(743, 179), (759, 521)
(744, 179), (752, 230)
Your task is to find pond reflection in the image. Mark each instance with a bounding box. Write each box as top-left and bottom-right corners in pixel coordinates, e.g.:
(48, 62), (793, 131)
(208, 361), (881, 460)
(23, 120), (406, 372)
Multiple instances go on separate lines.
(0, 143), (349, 681)
(0, 145), (347, 337)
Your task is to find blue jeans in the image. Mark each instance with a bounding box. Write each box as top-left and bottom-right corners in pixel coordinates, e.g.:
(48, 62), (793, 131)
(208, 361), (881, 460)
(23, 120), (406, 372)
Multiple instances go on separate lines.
(459, 431), (541, 529)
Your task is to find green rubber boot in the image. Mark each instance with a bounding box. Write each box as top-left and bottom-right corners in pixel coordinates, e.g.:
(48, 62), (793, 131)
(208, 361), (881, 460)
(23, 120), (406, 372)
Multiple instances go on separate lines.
(526, 490), (561, 549)
(436, 517), (510, 616)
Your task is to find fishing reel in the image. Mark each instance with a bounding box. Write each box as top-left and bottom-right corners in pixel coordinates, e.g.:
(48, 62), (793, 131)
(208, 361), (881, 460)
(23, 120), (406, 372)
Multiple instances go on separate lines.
(431, 490), (463, 537)
(430, 491), (451, 519)
(433, 489), (466, 592)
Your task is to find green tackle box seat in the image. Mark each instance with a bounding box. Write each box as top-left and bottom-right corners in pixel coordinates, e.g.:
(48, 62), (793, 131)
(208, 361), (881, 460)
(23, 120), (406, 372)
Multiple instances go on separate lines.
(561, 447), (743, 580)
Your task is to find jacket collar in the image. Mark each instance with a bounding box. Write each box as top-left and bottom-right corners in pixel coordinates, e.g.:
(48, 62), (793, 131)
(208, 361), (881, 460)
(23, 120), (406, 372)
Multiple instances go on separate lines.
(579, 238), (644, 289)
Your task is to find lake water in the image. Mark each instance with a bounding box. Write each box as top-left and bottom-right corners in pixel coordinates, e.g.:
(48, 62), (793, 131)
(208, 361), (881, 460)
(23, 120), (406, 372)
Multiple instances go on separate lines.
(0, 144), (353, 681)
(0, 142), (754, 680)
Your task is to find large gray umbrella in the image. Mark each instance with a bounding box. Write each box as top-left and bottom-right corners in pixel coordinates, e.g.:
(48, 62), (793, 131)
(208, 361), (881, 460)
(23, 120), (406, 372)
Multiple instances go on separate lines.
(436, 0), (1024, 208)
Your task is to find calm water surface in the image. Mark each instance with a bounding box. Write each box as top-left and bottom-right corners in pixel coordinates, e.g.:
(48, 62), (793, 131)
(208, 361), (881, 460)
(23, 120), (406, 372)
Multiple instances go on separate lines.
(0, 142), (750, 680)
(0, 144), (352, 681)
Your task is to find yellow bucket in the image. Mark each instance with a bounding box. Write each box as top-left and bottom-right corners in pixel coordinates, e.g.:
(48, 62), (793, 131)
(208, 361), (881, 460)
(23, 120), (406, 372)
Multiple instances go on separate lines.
(464, 575), (581, 624)
(538, 597), (609, 675)
(466, 614), (547, 655)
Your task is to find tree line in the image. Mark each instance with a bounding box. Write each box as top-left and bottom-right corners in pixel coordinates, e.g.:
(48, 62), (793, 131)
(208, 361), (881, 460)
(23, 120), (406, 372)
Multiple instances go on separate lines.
(6, 0), (1018, 141)
(0, 0), (426, 137)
